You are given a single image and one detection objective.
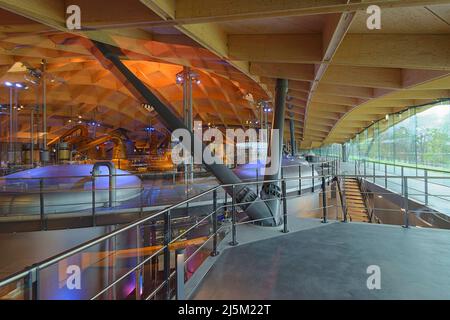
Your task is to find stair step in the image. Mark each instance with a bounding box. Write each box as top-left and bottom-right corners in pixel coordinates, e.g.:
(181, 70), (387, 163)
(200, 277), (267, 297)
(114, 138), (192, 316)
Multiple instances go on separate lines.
(347, 204), (366, 209)
(346, 196), (363, 200)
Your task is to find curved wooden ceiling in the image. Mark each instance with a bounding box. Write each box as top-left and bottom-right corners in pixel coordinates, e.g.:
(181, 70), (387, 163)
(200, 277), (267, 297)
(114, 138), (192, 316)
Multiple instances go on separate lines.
(0, 0), (448, 148)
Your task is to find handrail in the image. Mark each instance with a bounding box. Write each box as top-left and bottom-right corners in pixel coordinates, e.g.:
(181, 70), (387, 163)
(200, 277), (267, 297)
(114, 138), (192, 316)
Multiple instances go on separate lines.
(355, 160), (375, 223)
(334, 176), (348, 222)
(351, 158), (450, 175)
(0, 159), (338, 291)
(1, 158), (448, 299)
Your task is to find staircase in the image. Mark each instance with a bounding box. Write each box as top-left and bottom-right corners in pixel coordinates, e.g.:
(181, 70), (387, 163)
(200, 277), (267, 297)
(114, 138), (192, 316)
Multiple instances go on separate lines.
(344, 178), (370, 222)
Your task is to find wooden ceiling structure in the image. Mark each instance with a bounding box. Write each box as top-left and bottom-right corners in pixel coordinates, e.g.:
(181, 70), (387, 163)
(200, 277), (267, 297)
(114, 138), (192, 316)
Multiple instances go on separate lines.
(0, 0), (448, 148)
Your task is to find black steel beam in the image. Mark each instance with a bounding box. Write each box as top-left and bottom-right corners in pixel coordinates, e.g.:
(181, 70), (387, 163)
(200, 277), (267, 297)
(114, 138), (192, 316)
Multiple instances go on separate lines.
(91, 40), (274, 224)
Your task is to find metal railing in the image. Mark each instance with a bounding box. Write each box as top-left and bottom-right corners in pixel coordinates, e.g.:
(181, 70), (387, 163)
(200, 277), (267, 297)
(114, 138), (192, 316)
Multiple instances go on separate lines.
(1, 158), (450, 300)
(0, 160), (338, 300)
(347, 159), (450, 217)
(0, 160), (336, 230)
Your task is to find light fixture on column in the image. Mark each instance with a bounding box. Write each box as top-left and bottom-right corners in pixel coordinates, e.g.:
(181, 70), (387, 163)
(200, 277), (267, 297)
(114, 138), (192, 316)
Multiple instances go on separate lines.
(175, 70), (200, 85)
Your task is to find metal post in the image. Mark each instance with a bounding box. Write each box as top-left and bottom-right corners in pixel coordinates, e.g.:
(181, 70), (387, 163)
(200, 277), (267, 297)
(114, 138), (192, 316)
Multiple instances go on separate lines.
(373, 162), (376, 183)
(164, 210), (172, 299)
(8, 86), (13, 163)
(401, 166), (405, 195)
(260, 78), (288, 226)
(342, 175), (348, 223)
(39, 178), (45, 230)
(41, 59), (49, 164)
(211, 189), (219, 256)
(256, 167), (259, 195)
(139, 177), (144, 218)
(322, 177), (327, 223)
(135, 226), (141, 300)
(92, 174), (96, 226)
(363, 159), (366, 178)
(26, 266), (39, 300)
(384, 163), (387, 188)
(281, 180), (288, 233)
(176, 249), (185, 300)
(298, 165), (302, 195)
(311, 164), (315, 192)
(30, 108), (34, 167)
(424, 170), (429, 206)
(229, 185), (238, 246)
(403, 177), (409, 228)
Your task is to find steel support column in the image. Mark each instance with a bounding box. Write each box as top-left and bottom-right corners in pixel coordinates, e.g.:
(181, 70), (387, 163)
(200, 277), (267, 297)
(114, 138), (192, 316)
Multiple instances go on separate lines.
(91, 40), (274, 225)
(259, 79), (288, 226)
(40, 59), (49, 164)
(8, 86), (13, 163)
(182, 66), (193, 182)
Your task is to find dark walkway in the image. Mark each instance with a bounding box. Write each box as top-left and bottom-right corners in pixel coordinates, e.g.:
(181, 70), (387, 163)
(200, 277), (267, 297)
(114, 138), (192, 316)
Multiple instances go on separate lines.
(191, 223), (450, 299)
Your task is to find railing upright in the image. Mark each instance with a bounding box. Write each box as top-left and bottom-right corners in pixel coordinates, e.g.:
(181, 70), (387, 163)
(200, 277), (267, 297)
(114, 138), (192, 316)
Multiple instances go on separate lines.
(211, 189), (219, 256)
(91, 174), (96, 227)
(39, 178), (46, 230)
(175, 249), (185, 300)
(163, 210), (172, 299)
(229, 185), (238, 246)
(403, 176), (409, 228)
(384, 163), (388, 188)
(135, 225), (141, 300)
(321, 177), (327, 223)
(282, 179), (289, 233)
(298, 166), (302, 195)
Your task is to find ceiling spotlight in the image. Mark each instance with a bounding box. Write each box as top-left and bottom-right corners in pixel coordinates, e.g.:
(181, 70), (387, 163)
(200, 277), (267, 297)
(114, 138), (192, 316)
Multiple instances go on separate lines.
(176, 70), (200, 85)
(176, 74), (184, 84)
(78, 115), (82, 119)
(15, 83), (23, 88)
(5, 81), (13, 87)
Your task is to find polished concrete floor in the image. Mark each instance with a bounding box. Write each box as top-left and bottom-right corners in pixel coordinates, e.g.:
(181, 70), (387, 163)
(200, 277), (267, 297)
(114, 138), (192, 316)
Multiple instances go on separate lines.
(191, 222), (450, 299)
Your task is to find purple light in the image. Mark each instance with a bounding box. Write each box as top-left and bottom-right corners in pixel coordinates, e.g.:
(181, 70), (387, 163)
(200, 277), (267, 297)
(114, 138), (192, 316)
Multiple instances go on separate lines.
(5, 81), (13, 87)
(15, 83), (23, 88)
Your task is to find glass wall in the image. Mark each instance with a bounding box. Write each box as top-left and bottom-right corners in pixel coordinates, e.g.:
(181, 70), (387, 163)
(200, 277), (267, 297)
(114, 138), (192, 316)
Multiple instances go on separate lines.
(345, 100), (450, 171)
(309, 100), (450, 172)
(309, 143), (342, 159)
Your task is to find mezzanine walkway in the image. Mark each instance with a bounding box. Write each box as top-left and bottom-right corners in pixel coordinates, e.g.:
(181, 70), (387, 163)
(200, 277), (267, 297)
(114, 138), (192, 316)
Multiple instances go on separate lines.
(190, 221), (450, 300)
